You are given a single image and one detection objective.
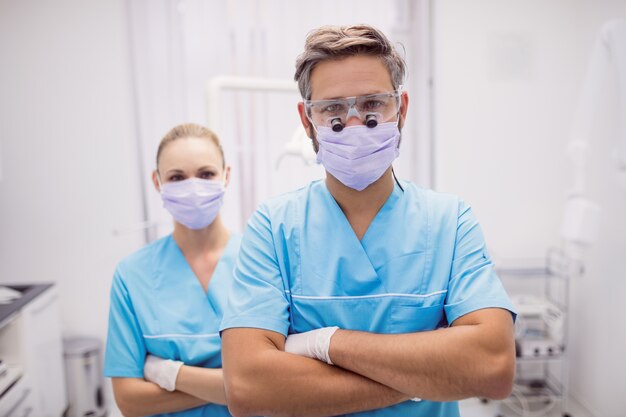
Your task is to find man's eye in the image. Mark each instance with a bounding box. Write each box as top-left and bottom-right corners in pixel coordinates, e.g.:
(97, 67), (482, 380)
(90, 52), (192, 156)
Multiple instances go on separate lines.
(362, 100), (384, 111)
(321, 103), (345, 114)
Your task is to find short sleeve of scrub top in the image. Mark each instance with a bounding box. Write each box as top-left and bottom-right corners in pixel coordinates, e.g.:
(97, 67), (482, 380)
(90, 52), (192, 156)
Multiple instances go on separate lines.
(104, 267), (146, 377)
(220, 205), (290, 336)
(444, 200), (517, 324)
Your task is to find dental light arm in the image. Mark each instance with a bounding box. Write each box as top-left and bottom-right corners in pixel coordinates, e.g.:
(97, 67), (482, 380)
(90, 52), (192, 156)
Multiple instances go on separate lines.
(568, 19), (626, 193)
(560, 20), (626, 255)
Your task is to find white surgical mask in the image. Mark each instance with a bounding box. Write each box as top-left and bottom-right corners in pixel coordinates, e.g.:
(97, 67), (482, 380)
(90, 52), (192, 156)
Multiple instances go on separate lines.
(159, 177), (225, 230)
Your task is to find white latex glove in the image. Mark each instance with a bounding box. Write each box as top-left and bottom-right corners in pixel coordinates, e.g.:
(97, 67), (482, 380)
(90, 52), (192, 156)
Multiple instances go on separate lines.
(285, 328), (420, 401)
(284, 326), (339, 365)
(143, 354), (183, 392)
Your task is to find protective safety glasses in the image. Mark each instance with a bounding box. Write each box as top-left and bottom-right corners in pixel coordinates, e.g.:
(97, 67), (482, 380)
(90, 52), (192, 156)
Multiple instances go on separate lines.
(304, 89), (402, 132)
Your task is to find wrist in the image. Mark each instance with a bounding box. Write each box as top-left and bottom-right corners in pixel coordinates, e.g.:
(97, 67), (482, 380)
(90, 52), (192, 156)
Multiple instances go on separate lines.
(320, 326), (339, 365)
(172, 362), (184, 390)
(326, 326), (342, 365)
(160, 358), (183, 391)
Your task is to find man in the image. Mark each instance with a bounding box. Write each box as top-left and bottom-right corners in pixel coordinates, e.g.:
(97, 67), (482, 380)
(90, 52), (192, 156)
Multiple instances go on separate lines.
(220, 24), (516, 417)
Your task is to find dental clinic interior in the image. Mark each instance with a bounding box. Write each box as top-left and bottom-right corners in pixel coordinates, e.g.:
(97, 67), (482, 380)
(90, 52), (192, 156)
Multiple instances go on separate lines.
(0, 1), (625, 417)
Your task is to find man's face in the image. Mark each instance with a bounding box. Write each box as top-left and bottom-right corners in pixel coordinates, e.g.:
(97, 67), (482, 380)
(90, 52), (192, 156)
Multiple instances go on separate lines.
(297, 55), (408, 151)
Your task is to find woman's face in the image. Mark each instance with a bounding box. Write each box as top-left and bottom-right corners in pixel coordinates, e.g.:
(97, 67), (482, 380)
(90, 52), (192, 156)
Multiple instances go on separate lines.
(152, 136), (230, 191)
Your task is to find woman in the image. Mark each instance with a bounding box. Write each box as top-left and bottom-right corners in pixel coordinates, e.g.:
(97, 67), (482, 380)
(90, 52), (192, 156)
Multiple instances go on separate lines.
(104, 123), (238, 417)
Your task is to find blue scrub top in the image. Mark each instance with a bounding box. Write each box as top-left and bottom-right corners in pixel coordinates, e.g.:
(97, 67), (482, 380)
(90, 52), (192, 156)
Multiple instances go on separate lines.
(105, 233), (241, 417)
(220, 180), (516, 417)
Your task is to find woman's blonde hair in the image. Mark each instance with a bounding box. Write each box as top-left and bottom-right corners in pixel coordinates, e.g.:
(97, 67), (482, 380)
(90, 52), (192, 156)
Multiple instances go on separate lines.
(156, 123), (225, 168)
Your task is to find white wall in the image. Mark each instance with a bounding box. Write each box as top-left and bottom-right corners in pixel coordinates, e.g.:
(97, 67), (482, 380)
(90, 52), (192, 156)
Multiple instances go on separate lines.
(0, 0), (144, 384)
(434, 1), (626, 416)
(434, 0), (580, 259)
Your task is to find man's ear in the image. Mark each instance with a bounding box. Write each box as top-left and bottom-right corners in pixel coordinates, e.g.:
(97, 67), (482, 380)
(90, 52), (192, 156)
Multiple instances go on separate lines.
(398, 91), (409, 130)
(297, 102), (314, 138)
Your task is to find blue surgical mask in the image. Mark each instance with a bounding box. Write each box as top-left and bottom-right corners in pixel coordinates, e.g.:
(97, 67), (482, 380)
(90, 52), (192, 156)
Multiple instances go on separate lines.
(159, 178), (225, 230)
(315, 122), (400, 191)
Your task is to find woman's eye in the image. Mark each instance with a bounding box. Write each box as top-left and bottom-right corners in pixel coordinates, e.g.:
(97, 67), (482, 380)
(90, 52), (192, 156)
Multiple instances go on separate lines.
(199, 171), (216, 179)
(169, 174), (185, 181)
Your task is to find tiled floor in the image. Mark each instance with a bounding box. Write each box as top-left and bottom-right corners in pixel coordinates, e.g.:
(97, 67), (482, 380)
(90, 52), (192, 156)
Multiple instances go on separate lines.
(460, 396), (594, 417)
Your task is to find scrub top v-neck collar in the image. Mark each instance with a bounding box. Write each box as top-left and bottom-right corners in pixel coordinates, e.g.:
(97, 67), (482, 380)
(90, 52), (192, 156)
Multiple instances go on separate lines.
(320, 180), (403, 245)
(298, 181), (403, 295)
(158, 234), (236, 315)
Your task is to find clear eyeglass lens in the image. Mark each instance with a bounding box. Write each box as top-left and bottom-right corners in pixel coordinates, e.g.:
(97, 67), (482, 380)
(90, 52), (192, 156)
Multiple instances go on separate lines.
(306, 92), (399, 128)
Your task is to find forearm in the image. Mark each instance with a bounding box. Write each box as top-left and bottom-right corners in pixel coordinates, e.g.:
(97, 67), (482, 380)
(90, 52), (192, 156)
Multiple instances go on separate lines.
(222, 329), (409, 417)
(175, 365), (227, 405)
(230, 351), (407, 417)
(112, 377), (206, 417)
(329, 309), (515, 401)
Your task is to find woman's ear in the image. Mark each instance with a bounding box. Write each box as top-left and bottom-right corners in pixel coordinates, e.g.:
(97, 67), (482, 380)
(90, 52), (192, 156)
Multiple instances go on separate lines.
(224, 165), (232, 187)
(152, 170), (161, 192)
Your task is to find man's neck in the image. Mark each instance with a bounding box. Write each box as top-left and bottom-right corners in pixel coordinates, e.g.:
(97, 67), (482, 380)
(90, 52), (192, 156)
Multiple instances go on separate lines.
(326, 168), (395, 218)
